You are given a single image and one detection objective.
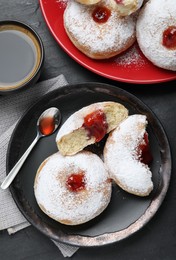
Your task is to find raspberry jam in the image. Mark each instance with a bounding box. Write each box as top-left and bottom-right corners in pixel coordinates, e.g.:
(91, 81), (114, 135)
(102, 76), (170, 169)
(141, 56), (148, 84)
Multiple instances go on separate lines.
(66, 172), (86, 192)
(39, 117), (55, 136)
(115, 0), (123, 3)
(92, 6), (111, 23)
(162, 26), (176, 49)
(83, 109), (108, 142)
(137, 132), (153, 165)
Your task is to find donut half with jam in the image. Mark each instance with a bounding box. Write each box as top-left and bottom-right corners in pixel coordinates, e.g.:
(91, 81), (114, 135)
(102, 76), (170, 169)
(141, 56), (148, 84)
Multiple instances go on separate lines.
(56, 101), (128, 156)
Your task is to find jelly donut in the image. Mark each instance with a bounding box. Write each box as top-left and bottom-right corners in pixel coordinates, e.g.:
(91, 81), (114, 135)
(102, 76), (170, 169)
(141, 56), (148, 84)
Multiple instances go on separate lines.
(136, 0), (176, 71)
(56, 101), (128, 156)
(63, 0), (137, 59)
(109, 0), (144, 17)
(34, 151), (112, 225)
(75, 0), (101, 4)
(104, 114), (153, 196)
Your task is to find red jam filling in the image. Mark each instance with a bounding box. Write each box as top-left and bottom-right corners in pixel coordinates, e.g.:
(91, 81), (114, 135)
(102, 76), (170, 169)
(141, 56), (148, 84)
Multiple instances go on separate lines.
(137, 132), (153, 165)
(66, 172), (86, 192)
(162, 26), (176, 49)
(92, 6), (111, 23)
(115, 0), (123, 4)
(39, 117), (55, 136)
(83, 109), (108, 142)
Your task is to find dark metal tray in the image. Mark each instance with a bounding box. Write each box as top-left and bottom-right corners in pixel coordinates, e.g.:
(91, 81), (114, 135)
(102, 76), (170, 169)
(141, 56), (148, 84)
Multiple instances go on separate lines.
(7, 83), (171, 246)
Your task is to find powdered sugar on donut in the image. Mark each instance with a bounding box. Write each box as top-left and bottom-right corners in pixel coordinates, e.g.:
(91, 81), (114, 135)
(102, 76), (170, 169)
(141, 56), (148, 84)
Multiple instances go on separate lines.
(34, 151), (112, 225)
(64, 0), (136, 59)
(56, 101), (127, 143)
(109, 0), (144, 16)
(104, 114), (153, 196)
(136, 0), (176, 71)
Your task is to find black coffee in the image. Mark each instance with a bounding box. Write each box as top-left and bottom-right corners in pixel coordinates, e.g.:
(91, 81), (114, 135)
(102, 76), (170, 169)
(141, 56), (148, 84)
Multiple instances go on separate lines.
(0, 27), (38, 89)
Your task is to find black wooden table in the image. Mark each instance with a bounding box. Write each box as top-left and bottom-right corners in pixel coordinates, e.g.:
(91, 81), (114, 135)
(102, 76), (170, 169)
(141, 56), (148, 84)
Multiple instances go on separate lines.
(0, 1), (176, 259)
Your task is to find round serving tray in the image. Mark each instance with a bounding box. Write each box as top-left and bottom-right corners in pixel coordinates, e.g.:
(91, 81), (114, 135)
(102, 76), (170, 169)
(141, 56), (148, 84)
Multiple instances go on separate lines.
(7, 83), (171, 246)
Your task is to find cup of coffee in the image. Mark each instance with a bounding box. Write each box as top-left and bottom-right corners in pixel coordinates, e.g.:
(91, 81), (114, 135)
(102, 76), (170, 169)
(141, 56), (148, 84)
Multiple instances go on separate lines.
(0, 20), (44, 94)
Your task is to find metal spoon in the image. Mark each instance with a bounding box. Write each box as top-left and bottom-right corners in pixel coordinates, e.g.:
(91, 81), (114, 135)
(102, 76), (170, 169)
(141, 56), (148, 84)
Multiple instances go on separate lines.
(1, 107), (61, 190)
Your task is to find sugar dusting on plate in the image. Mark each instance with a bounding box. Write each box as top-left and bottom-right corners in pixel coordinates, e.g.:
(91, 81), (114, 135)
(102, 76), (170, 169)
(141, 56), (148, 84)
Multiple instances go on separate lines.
(56, 0), (68, 8)
(114, 44), (147, 69)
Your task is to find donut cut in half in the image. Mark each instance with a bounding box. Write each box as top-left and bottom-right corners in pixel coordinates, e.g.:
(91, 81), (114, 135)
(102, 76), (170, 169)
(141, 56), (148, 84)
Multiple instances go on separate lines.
(104, 114), (153, 196)
(56, 101), (128, 156)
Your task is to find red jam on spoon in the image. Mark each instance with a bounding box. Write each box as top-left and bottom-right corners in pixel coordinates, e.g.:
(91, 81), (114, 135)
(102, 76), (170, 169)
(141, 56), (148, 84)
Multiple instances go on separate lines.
(92, 6), (111, 23)
(66, 172), (86, 192)
(39, 117), (55, 136)
(83, 109), (108, 142)
(137, 132), (153, 165)
(162, 26), (176, 49)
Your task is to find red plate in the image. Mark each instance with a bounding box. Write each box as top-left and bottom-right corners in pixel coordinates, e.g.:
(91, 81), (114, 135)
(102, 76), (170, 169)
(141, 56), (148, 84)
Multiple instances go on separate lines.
(39, 0), (176, 84)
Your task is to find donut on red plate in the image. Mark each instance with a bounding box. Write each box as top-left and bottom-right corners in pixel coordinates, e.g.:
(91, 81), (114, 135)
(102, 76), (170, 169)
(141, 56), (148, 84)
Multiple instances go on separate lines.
(109, 0), (144, 17)
(63, 0), (137, 59)
(56, 101), (128, 156)
(136, 0), (176, 71)
(34, 151), (112, 225)
(75, 0), (101, 4)
(104, 114), (153, 196)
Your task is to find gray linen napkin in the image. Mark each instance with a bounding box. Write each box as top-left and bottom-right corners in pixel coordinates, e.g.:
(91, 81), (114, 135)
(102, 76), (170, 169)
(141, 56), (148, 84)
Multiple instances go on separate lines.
(0, 75), (79, 257)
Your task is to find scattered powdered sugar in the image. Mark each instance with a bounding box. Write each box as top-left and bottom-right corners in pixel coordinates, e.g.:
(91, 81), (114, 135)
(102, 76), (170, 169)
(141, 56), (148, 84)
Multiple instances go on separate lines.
(34, 151), (111, 225)
(114, 44), (146, 68)
(104, 114), (153, 195)
(56, 0), (68, 4)
(56, 0), (68, 8)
